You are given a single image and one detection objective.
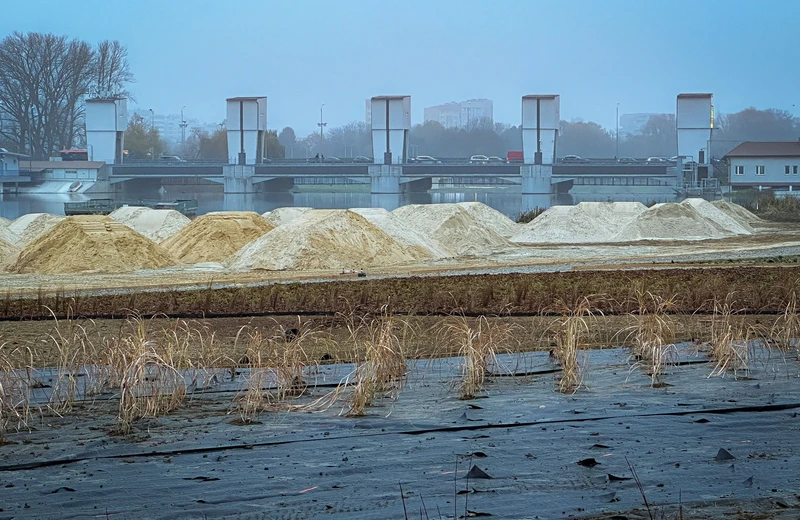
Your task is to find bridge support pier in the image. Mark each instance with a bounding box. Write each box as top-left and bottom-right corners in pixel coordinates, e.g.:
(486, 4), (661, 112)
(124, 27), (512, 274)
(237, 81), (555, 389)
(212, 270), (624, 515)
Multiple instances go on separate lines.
(369, 165), (402, 194)
(223, 165), (256, 194)
(520, 165), (553, 194)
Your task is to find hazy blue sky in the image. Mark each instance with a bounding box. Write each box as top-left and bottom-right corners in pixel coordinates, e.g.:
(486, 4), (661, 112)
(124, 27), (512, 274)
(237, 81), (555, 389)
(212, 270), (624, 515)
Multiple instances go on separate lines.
(1, 0), (797, 136)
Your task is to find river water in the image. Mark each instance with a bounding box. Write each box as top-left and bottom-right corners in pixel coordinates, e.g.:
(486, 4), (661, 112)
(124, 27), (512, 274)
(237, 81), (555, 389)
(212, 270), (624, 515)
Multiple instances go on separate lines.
(0, 186), (681, 221)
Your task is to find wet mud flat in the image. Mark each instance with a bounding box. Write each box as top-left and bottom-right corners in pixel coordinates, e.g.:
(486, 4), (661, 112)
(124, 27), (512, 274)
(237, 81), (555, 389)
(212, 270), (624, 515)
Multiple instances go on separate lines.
(1, 347), (799, 519)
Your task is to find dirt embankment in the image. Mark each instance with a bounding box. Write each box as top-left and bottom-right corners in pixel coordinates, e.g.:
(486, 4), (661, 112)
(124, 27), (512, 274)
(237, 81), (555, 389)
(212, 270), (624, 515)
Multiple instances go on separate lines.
(3, 266), (800, 320)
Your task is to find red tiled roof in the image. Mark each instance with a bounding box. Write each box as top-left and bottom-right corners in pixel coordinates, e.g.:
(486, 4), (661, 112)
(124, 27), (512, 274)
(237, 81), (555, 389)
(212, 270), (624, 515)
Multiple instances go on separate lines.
(724, 141), (800, 158)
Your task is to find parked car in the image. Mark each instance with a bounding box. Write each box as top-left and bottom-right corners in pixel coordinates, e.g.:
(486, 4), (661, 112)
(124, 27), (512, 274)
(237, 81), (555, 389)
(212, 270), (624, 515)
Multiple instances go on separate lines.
(325, 156), (344, 163)
(159, 155), (186, 163)
(469, 154), (489, 164)
(487, 156), (505, 163)
(617, 157), (636, 163)
(412, 155), (442, 164)
(506, 151), (524, 163)
(353, 156), (373, 163)
(561, 155), (585, 163)
(646, 157), (666, 163)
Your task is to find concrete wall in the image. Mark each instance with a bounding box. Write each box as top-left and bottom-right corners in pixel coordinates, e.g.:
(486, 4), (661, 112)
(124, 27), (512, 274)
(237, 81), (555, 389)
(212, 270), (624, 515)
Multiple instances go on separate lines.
(677, 94), (712, 164)
(522, 95), (559, 164)
(86, 98), (127, 164)
(730, 156), (800, 187)
(1, 156), (19, 174)
(42, 168), (98, 181)
(371, 96), (410, 164)
(226, 97), (267, 164)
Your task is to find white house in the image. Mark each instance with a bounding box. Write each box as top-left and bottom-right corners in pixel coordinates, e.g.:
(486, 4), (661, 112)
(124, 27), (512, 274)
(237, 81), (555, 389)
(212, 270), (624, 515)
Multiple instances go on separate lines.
(726, 141), (800, 190)
(0, 148), (31, 192)
(25, 160), (107, 182)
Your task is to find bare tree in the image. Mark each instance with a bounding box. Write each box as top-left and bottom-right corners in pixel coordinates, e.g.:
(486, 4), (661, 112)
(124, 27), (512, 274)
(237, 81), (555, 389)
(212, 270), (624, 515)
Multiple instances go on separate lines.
(92, 40), (134, 99)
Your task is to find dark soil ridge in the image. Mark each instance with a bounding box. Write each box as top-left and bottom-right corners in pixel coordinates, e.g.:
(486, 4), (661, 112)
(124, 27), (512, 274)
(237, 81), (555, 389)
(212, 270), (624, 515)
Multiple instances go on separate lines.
(3, 265), (800, 320)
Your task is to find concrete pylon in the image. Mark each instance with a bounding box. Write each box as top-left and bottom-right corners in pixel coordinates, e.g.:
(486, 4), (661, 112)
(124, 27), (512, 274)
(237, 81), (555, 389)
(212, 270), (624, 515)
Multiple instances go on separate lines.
(85, 98), (127, 164)
(226, 97), (267, 165)
(370, 96), (410, 165)
(522, 95), (559, 165)
(676, 93), (713, 165)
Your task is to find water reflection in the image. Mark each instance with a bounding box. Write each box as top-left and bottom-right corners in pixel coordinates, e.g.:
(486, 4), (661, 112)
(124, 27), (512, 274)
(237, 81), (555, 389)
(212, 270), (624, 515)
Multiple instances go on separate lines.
(0, 186), (681, 221)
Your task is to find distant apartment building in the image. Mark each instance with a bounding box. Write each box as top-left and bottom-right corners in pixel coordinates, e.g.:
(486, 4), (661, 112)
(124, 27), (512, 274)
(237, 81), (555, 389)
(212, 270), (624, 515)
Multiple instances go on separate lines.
(132, 111), (220, 145)
(619, 113), (661, 138)
(424, 99), (493, 129)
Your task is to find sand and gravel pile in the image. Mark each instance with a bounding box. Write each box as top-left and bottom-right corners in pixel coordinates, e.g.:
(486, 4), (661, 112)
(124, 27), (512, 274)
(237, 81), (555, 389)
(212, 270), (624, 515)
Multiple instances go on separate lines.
(0, 223), (20, 246)
(456, 202), (519, 237)
(161, 211), (273, 264)
(7, 213), (65, 247)
(11, 216), (175, 274)
(391, 203), (511, 256)
(511, 202), (646, 244)
(263, 207), (313, 228)
(350, 207), (452, 260)
(711, 200), (762, 226)
(228, 209), (418, 271)
(0, 216), (10, 227)
(681, 198), (753, 235)
(0, 237), (19, 270)
(109, 206), (190, 243)
(613, 202), (734, 242)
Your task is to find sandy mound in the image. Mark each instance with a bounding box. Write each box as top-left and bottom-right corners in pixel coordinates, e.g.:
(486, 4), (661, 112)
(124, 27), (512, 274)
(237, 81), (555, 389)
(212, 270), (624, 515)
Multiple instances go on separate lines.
(350, 207), (452, 259)
(0, 237), (19, 271)
(711, 200), (762, 226)
(391, 204), (511, 256)
(7, 213), (65, 246)
(456, 202), (519, 237)
(109, 206), (190, 243)
(613, 202), (733, 242)
(0, 224), (20, 246)
(228, 209), (418, 271)
(0, 216), (10, 227)
(161, 211), (273, 264)
(263, 207), (313, 227)
(11, 216), (176, 274)
(681, 198), (753, 235)
(511, 202), (646, 244)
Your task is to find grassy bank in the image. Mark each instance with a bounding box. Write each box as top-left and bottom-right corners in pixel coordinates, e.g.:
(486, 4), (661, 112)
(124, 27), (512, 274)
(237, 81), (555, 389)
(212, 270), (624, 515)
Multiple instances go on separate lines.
(3, 266), (800, 320)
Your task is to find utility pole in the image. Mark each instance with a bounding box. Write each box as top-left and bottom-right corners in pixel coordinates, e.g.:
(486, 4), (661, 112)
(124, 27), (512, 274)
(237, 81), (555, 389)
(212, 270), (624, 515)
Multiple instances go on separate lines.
(180, 105), (188, 152)
(615, 103), (620, 159)
(317, 104), (326, 157)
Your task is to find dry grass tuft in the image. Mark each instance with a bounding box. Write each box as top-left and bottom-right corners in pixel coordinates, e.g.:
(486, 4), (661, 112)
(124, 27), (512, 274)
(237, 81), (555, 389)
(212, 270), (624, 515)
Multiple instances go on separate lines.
(439, 314), (515, 400)
(771, 291), (800, 358)
(548, 297), (600, 394)
(708, 295), (768, 378)
(0, 343), (36, 442)
(622, 291), (679, 387)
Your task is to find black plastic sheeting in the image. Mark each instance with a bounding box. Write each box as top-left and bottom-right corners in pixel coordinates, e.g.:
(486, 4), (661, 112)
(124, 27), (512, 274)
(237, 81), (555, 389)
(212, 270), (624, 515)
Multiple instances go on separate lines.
(1, 346), (799, 519)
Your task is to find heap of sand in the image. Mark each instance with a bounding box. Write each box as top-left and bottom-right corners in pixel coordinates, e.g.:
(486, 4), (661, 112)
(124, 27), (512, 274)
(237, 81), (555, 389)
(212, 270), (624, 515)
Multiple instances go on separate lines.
(711, 200), (762, 226)
(511, 202), (646, 244)
(0, 224), (20, 246)
(681, 198), (753, 235)
(109, 206), (190, 243)
(0, 237), (19, 271)
(391, 203), (511, 256)
(350, 207), (452, 260)
(613, 202), (733, 242)
(456, 202), (519, 237)
(0, 216), (10, 227)
(7, 213), (65, 246)
(11, 216), (176, 274)
(161, 211), (273, 264)
(262, 207), (313, 227)
(228, 209), (418, 271)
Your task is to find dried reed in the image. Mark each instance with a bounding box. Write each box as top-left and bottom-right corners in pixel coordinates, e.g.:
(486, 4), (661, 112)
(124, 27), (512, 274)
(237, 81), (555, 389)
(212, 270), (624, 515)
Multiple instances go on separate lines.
(548, 297), (599, 393)
(622, 291), (679, 387)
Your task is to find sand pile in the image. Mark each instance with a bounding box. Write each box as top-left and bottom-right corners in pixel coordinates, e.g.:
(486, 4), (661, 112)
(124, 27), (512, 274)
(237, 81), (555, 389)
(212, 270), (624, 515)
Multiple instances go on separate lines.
(711, 200), (762, 226)
(228, 209), (418, 271)
(11, 216), (176, 274)
(109, 206), (190, 243)
(681, 198), (753, 235)
(0, 237), (19, 270)
(391, 204), (511, 256)
(350, 207), (452, 259)
(456, 202), (519, 237)
(262, 207), (313, 227)
(0, 224), (20, 246)
(161, 211), (273, 264)
(7, 213), (65, 246)
(613, 202), (733, 242)
(0, 216), (10, 227)
(511, 202), (646, 244)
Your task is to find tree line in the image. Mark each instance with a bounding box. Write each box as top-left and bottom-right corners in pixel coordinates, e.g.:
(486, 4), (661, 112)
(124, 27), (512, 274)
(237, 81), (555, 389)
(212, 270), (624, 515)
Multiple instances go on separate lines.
(0, 32), (133, 159)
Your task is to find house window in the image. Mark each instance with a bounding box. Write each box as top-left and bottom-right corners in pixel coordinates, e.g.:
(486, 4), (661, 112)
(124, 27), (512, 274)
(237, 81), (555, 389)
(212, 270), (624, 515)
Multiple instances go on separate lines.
(65, 170), (77, 174)
(734, 165), (745, 176)
(795, 165), (799, 175)
(755, 165), (765, 176)
(786, 165), (792, 175)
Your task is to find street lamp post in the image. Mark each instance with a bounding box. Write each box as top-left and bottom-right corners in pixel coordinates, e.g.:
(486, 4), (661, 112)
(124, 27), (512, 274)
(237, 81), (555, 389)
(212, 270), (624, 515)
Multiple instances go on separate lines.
(180, 105), (188, 152)
(615, 103), (620, 159)
(148, 109), (155, 160)
(317, 104), (326, 159)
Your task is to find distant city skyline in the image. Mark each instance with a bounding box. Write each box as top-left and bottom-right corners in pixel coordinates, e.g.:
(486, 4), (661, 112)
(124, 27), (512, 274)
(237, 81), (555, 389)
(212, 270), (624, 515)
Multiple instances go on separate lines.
(3, 0), (797, 137)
